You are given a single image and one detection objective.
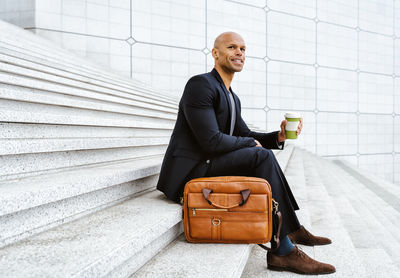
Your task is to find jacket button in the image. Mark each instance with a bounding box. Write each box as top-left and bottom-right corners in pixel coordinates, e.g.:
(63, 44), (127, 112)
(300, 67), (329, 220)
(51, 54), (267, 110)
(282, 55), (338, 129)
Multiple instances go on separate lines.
(206, 159), (210, 164)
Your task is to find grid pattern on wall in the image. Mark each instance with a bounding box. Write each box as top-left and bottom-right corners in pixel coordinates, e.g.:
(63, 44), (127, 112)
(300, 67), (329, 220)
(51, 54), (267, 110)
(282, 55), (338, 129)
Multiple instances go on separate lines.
(0, 0), (399, 185)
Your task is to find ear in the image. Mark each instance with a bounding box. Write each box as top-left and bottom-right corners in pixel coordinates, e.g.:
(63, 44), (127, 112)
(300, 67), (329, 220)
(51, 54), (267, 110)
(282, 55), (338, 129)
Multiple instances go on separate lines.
(212, 48), (218, 59)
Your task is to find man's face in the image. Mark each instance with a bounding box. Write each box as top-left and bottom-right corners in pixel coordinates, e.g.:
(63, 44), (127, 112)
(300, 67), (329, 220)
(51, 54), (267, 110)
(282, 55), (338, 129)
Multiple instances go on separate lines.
(213, 33), (246, 73)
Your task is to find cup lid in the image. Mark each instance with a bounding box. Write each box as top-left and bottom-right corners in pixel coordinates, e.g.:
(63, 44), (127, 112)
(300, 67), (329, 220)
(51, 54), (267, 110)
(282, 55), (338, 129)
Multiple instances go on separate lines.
(285, 112), (301, 118)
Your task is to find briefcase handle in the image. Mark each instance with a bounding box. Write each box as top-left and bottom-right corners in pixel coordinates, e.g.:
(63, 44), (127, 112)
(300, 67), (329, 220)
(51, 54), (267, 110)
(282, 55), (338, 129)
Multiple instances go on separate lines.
(202, 188), (250, 209)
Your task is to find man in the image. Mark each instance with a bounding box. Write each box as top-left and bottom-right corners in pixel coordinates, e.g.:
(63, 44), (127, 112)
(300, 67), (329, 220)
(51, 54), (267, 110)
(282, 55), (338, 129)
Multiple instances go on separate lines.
(157, 32), (335, 275)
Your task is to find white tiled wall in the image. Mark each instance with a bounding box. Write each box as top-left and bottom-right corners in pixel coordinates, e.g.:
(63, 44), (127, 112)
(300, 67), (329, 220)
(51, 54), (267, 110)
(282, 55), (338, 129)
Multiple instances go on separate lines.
(0, 0), (399, 185)
(317, 23), (358, 69)
(267, 61), (315, 111)
(267, 11), (315, 64)
(317, 68), (357, 112)
(317, 0), (358, 28)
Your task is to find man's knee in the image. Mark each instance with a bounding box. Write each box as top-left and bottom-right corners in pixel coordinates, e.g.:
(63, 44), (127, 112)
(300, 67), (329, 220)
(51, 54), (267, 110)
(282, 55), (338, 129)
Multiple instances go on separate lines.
(252, 148), (275, 166)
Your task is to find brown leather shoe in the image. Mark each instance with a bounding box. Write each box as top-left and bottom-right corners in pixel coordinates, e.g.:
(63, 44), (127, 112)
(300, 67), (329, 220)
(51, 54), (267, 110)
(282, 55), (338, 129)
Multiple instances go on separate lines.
(288, 225), (332, 246)
(267, 246), (336, 275)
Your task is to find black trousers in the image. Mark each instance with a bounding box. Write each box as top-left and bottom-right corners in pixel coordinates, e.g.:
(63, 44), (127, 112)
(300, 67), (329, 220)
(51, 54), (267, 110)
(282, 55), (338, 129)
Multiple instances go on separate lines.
(190, 147), (301, 239)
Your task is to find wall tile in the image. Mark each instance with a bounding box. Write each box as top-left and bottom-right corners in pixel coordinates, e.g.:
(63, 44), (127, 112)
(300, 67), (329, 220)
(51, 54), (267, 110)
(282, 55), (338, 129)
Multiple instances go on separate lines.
(359, 31), (394, 75)
(234, 0), (266, 8)
(267, 11), (315, 64)
(359, 73), (393, 113)
(87, 0), (108, 5)
(395, 78), (400, 113)
(267, 61), (315, 110)
(131, 43), (205, 98)
(359, 0), (394, 36)
(395, 0), (400, 36)
(317, 23), (357, 69)
(242, 108), (267, 131)
(86, 2), (108, 20)
(395, 115), (400, 152)
(132, 0), (205, 49)
(62, 0), (86, 18)
(207, 0), (266, 58)
(61, 15), (86, 33)
(109, 0), (130, 9)
(36, 0), (61, 14)
(58, 32), (131, 77)
(359, 114), (393, 154)
(317, 68), (357, 112)
(359, 154), (394, 182)
(395, 39), (400, 75)
(86, 18), (109, 37)
(36, 11), (62, 29)
(316, 112), (357, 156)
(0, 0), (35, 27)
(317, 0), (357, 28)
(395, 154), (400, 184)
(267, 0), (316, 19)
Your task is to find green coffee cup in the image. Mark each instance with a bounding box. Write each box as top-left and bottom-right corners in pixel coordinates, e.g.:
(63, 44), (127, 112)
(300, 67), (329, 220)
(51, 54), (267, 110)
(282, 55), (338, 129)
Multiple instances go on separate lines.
(284, 112), (301, 139)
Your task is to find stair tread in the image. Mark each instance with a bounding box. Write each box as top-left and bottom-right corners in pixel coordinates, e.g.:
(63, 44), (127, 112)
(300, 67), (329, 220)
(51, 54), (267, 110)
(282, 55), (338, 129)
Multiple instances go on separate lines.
(242, 148), (369, 277)
(0, 37), (178, 106)
(0, 155), (163, 216)
(0, 136), (170, 156)
(0, 65), (178, 114)
(133, 234), (251, 278)
(0, 190), (182, 278)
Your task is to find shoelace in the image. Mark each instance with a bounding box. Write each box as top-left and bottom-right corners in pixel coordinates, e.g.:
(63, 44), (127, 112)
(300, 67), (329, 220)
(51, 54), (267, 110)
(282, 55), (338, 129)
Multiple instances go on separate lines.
(294, 246), (308, 260)
(304, 228), (312, 241)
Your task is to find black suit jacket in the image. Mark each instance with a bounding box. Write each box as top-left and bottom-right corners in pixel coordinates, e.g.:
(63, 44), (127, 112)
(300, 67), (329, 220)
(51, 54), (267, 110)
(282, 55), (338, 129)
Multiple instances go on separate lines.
(157, 68), (283, 202)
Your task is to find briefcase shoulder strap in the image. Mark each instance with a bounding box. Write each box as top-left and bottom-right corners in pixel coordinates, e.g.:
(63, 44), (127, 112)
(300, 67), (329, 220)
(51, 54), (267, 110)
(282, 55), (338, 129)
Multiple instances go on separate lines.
(258, 199), (282, 252)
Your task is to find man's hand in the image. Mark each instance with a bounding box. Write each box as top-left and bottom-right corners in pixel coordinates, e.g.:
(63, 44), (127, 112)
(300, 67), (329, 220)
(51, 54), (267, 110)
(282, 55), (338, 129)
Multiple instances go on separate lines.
(278, 118), (303, 143)
(254, 139), (262, 147)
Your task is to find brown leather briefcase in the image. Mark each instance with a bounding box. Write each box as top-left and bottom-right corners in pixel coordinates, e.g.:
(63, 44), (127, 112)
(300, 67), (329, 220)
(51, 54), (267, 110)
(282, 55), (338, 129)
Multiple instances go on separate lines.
(183, 176), (281, 245)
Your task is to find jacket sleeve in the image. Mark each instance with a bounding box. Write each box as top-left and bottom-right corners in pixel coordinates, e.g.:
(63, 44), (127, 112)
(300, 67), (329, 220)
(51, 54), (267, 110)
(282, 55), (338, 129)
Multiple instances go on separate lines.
(234, 98), (284, 150)
(181, 75), (256, 154)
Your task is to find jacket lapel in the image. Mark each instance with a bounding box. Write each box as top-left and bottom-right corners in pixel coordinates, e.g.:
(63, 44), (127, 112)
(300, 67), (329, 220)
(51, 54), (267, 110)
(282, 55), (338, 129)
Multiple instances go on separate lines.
(211, 69), (232, 133)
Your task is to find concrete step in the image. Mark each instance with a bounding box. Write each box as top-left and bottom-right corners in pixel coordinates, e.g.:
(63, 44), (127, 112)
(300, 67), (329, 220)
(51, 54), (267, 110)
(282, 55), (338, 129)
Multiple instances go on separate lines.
(0, 122), (172, 139)
(273, 144), (294, 173)
(301, 152), (369, 277)
(0, 43), (177, 107)
(316, 156), (400, 243)
(132, 234), (251, 278)
(0, 189), (183, 278)
(0, 142), (166, 180)
(0, 155), (163, 247)
(242, 148), (369, 277)
(311, 155), (400, 269)
(334, 160), (400, 207)
(0, 41), (177, 108)
(132, 146), (294, 278)
(0, 60), (178, 114)
(0, 22), (178, 105)
(0, 98), (174, 129)
(0, 80), (176, 125)
(302, 152), (399, 277)
(0, 136), (170, 156)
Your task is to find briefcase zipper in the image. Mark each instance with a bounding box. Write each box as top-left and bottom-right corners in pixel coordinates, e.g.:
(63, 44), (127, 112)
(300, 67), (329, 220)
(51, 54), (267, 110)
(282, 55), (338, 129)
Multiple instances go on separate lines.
(192, 208), (228, 216)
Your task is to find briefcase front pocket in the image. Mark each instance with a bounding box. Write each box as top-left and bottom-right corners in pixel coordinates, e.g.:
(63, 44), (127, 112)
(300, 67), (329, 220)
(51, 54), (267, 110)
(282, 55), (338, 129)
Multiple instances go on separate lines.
(188, 209), (269, 242)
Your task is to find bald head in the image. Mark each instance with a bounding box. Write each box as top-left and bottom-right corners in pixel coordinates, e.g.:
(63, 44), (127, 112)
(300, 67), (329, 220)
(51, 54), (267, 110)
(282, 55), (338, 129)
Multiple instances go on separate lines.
(213, 32), (244, 49)
(212, 32), (246, 75)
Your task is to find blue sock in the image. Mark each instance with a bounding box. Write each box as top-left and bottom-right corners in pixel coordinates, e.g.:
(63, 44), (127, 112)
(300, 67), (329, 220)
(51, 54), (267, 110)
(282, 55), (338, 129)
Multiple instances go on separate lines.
(275, 235), (295, 256)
